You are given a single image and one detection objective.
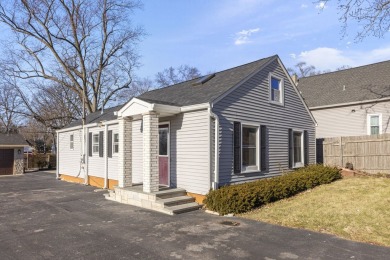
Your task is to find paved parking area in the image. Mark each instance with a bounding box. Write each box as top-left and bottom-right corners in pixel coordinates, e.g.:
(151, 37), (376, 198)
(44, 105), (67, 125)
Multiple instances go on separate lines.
(1, 171), (389, 260)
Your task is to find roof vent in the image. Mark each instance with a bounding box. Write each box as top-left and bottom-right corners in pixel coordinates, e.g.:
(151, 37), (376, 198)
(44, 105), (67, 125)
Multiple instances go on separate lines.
(192, 73), (215, 86)
(343, 85), (346, 91)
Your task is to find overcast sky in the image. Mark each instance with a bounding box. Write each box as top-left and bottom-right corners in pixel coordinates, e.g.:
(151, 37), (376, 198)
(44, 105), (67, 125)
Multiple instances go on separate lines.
(133, 0), (390, 78)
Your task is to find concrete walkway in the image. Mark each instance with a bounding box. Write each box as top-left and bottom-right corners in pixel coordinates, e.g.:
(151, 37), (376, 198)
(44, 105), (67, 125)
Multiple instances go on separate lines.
(0, 171), (389, 260)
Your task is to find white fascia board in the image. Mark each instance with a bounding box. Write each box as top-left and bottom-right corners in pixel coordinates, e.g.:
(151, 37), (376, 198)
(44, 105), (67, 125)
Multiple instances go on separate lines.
(154, 103), (181, 114)
(56, 123), (98, 133)
(118, 97), (154, 117)
(310, 98), (390, 110)
(180, 103), (209, 112)
(56, 125), (82, 133)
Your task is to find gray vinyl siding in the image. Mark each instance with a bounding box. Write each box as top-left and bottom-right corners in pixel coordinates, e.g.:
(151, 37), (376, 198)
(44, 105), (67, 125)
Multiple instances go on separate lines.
(58, 129), (83, 177)
(312, 101), (390, 138)
(213, 59), (316, 186)
(132, 119), (143, 184)
(162, 109), (210, 195)
(210, 117), (215, 187)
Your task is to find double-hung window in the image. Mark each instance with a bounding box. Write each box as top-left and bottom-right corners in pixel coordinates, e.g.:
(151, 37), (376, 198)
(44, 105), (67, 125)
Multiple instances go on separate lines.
(289, 129), (308, 169)
(293, 131), (304, 168)
(367, 114), (381, 135)
(269, 74), (284, 105)
(70, 134), (74, 150)
(113, 133), (119, 154)
(92, 134), (99, 154)
(242, 125), (259, 172)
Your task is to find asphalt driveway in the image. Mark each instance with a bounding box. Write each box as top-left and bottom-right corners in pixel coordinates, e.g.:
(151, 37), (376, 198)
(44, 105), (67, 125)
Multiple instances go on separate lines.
(0, 172), (389, 260)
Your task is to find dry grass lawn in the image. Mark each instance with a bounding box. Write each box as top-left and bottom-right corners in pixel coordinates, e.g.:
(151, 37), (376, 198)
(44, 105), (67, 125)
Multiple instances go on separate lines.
(240, 176), (390, 246)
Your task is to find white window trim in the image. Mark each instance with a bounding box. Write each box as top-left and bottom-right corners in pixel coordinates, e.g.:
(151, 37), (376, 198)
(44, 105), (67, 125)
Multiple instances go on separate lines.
(92, 133), (99, 154)
(241, 123), (260, 173)
(70, 134), (74, 150)
(268, 73), (284, 106)
(367, 113), (382, 135)
(113, 133), (119, 155)
(292, 130), (304, 168)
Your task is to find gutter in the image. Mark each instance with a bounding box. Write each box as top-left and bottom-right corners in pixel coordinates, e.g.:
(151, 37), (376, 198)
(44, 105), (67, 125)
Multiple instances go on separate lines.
(208, 104), (220, 190)
(84, 126), (89, 185)
(56, 133), (60, 180)
(101, 120), (119, 189)
(310, 97), (390, 111)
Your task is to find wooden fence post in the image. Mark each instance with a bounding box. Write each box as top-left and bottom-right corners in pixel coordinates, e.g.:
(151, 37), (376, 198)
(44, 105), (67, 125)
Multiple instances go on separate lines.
(339, 136), (343, 167)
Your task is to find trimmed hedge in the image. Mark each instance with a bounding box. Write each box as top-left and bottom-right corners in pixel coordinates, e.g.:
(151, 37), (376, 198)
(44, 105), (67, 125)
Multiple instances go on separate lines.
(204, 164), (341, 215)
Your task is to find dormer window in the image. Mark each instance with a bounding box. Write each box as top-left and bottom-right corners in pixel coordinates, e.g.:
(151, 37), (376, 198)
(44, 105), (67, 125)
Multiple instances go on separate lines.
(269, 73), (284, 105)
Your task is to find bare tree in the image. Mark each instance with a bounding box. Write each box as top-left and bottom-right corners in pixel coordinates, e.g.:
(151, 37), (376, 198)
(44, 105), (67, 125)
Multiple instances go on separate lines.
(117, 77), (154, 103)
(336, 65), (352, 71)
(288, 62), (319, 78)
(155, 65), (201, 88)
(30, 84), (82, 130)
(320, 1), (390, 39)
(0, 83), (22, 133)
(19, 118), (52, 153)
(288, 62), (351, 78)
(0, 0), (144, 116)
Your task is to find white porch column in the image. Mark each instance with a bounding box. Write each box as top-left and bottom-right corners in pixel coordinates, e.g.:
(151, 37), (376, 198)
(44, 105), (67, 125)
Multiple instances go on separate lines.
(142, 112), (159, 193)
(118, 117), (132, 188)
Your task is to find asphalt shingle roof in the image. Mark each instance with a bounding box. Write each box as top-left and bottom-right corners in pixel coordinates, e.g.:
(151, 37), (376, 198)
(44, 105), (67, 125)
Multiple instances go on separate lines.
(63, 55), (277, 129)
(138, 55), (276, 106)
(0, 133), (29, 146)
(297, 60), (390, 108)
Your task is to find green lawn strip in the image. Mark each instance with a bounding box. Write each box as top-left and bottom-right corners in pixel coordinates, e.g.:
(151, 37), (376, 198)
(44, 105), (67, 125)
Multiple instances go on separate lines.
(240, 177), (390, 247)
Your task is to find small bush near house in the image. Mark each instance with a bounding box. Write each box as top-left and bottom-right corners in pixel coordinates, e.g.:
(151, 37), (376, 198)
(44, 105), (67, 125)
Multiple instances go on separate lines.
(204, 164), (341, 215)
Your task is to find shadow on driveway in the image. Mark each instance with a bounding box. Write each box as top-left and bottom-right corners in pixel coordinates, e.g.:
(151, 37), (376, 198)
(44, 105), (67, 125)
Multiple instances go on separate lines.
(0, 171), (389, 259)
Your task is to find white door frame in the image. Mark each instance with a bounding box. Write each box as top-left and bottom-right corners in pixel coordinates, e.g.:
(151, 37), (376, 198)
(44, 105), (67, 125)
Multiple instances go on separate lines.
(159, 121), (170, 186)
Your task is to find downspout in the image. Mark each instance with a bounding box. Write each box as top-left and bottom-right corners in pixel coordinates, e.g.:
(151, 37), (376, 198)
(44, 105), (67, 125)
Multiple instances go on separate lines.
(208, 105), (220, 190)
(104, 124), (108, 189)
(56, 132), (60, 180)
(84, 127), (89, 185)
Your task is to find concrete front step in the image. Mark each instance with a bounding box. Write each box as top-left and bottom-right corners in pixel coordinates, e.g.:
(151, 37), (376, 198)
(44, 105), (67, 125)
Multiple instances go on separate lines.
(104, 186), (200, 215)
(154, 188), (187, 199)
(165, 202), (202, 215)
(156, 195), (195, 207)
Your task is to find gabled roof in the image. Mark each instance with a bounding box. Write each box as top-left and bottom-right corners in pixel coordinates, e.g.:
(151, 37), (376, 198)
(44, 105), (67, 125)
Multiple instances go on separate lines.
(62, 55), (278, 129)
(137, 55), (277, 106)
(0, 133), (29, 147)
(297, 60), (390, 108)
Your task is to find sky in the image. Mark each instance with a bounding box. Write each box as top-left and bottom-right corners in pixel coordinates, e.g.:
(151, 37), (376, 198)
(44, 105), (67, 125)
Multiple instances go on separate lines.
(132, 0), (390, 78)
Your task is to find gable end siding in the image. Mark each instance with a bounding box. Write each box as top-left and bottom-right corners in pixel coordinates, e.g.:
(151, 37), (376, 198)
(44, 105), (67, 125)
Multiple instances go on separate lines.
(213, 59), (316, 186)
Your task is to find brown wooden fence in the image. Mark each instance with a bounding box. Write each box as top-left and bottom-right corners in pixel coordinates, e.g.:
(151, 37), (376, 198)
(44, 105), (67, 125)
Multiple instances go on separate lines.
(317, 134), (390, 174)
(24, 153), (56, 170)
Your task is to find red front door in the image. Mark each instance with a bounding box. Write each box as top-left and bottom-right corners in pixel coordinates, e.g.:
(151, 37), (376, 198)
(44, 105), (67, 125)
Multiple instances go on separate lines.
(159, 125), (169, 186)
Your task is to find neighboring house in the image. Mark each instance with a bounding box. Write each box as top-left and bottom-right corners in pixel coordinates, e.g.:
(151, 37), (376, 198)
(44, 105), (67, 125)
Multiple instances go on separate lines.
(57, 55), (316, 214)
(0, 133), (29, 175)
(297, 60), (390, 138)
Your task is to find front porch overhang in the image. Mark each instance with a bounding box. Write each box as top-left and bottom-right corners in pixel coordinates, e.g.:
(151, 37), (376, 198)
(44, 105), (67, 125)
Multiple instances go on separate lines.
(117, 97), (181, 118)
